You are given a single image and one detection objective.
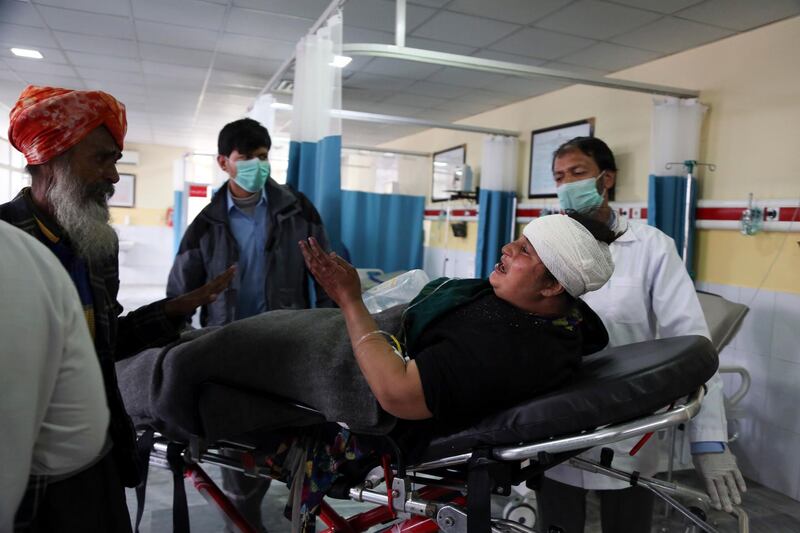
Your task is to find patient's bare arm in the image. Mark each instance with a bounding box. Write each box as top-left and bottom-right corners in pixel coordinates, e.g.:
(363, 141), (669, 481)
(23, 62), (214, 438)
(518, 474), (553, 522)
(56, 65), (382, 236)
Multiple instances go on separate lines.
(299, 237), (432, 420)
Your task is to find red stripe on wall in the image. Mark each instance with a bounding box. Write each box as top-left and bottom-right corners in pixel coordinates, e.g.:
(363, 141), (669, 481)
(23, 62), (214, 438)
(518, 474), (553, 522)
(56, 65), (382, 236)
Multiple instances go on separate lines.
(779, 206), (800, 222)
(696, 207), (746, 221)
(516, 208), (543, 218)
(425, 205), (795, 223)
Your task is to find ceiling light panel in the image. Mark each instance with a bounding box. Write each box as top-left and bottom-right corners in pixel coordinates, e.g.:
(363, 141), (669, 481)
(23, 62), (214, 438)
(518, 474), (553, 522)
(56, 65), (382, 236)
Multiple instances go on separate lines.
(10, 48), (43, 59)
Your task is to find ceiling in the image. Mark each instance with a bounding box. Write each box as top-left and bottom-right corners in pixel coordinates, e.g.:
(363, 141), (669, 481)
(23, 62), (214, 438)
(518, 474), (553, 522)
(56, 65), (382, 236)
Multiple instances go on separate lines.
(1, 0), (798, 150)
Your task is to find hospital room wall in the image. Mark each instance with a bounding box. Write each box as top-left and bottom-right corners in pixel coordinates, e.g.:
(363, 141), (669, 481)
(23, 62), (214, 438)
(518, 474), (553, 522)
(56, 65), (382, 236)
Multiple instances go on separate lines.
(385, 15), (800, 290)
(111, 142), (188, 312)
(385, 16), (800, 499)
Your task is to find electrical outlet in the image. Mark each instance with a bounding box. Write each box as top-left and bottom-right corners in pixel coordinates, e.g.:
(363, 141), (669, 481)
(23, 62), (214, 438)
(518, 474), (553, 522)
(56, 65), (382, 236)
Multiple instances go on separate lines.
(631, 207), (642, 219)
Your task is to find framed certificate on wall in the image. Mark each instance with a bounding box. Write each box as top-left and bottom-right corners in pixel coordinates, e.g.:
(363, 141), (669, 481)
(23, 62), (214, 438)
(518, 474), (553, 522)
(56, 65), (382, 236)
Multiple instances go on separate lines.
(528, 118), (594, 198)
(431, 144), (466, 202)
(109, 173), (135, 207)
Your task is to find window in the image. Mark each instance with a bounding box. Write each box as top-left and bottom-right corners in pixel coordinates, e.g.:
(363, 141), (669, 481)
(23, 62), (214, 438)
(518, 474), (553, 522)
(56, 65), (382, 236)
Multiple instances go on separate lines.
(0, 137), (30, 204)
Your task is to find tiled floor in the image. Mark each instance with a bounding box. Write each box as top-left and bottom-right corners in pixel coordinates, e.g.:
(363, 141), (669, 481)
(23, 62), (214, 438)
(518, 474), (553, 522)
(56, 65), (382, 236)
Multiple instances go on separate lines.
(127, 467), (800, 532)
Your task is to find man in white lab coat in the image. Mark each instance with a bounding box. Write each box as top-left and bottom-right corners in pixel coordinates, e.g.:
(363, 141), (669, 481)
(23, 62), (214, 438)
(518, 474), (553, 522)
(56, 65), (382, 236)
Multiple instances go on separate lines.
(536, 137), (746, 533)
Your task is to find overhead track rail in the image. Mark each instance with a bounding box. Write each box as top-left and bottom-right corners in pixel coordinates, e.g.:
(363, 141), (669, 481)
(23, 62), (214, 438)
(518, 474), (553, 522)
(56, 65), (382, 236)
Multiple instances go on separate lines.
(341, 43), (699, 99)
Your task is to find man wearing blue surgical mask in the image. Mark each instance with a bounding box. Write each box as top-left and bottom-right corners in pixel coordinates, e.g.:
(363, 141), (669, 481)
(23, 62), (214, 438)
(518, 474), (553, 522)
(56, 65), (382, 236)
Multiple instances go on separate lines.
(167, 118), (333, 531)
(535, 137), (745, 533)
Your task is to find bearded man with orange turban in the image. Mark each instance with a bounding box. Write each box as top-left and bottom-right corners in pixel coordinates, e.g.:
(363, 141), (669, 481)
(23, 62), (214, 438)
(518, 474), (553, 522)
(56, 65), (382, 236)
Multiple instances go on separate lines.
(0, 86), (234, 532)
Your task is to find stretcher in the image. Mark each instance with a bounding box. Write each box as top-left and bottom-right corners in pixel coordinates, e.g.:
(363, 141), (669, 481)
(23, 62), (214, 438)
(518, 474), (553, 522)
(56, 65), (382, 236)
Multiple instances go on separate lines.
(124, 334), (747, 533)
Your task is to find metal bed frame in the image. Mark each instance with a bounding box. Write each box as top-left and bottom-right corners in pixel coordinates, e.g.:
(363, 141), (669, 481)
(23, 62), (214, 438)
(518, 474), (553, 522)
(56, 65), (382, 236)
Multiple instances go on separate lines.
(143, 385), (749, 533)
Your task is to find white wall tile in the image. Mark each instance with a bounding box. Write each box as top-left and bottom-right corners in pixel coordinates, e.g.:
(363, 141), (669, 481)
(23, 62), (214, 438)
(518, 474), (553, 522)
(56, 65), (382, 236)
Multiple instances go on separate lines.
(772, 292), (800, 364)
(728, 415), (763, 484)
(734, 287), (776, 356)
(454, 250), (476, 279)
(423, 246), (445, 279)
(115, 225), (174, 290)
(764, 358), (800, 434)
(703, 282), (740, 303)
(751, 422), (800, 499)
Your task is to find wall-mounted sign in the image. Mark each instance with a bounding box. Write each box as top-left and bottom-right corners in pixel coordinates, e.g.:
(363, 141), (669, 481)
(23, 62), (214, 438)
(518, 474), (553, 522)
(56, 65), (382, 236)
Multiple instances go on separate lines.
(529, 118), (594, 198)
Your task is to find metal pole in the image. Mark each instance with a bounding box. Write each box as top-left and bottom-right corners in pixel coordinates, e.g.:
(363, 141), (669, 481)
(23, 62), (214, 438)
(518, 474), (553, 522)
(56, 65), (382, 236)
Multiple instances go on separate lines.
(682, 161), (694, 266)
(343, 145), (430, 157)
(395, 0), (406, 47)
(333, 108), (519, 136)
(256, 0), (347, 99)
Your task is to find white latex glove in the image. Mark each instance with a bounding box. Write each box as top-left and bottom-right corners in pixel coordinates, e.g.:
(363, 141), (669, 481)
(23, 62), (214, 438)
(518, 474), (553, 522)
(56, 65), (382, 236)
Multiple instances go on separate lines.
(692, 448), (747, 512)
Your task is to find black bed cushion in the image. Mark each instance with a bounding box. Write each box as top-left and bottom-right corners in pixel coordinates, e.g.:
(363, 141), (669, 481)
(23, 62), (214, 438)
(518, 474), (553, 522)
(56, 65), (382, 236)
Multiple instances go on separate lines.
(418, 335), (717, 461)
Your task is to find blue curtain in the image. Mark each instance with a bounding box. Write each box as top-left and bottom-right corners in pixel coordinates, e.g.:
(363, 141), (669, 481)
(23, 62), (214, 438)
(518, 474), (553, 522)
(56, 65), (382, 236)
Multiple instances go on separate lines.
(341, 190), (425, 272)
(172, 189), (184, 256)
(648, 175), (698, 274)
(475, 189), (516, 278)
(287, 135), (343, 252)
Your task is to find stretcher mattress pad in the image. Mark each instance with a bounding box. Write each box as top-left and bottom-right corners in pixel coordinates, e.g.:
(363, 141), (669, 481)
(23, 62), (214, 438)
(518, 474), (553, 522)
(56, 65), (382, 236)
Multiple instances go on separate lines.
(198, 335), (716, 462)
(420, 335), (716, 461)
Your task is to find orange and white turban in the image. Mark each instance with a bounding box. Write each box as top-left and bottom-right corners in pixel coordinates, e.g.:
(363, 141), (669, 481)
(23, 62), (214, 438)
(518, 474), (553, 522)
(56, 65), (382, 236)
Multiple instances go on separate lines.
(8, 85), (127, 165)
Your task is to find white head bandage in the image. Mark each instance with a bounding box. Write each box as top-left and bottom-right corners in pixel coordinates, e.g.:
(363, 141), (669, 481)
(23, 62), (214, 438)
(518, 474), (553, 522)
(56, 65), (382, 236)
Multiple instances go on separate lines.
(522, 215), (614, 297)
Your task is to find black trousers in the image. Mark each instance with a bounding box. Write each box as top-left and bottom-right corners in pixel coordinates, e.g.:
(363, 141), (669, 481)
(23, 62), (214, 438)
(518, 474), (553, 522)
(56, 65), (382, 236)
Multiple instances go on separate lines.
(220, 449), (271, 533)
(535, 476), (655, 533)
(24, 451), (132, 533)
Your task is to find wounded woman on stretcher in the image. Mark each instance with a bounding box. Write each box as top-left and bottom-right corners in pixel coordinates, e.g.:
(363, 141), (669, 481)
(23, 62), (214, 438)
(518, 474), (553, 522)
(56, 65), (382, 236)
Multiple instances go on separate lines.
(251, 213), (618, 526)
(301, 212), (616, 428)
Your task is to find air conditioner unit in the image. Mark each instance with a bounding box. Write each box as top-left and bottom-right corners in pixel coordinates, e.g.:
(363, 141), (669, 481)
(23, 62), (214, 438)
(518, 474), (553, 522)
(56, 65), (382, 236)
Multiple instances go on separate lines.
(119, 150), (139, 165)
(275, 80), (294, 94)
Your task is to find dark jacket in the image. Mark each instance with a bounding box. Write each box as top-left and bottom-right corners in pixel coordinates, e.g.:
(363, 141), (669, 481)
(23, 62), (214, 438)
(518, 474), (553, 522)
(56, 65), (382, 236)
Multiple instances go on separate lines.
(0, 189), (182, 487)
(167, 179), (333, 326)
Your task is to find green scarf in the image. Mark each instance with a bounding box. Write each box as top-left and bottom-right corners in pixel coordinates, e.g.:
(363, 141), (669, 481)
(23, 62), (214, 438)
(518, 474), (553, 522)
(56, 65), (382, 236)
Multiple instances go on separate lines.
(401, 277), (493, 354)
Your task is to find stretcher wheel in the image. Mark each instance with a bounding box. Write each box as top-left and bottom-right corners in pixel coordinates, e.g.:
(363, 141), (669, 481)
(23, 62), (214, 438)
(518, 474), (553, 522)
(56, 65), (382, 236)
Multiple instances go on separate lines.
(502, 501), (537, 529)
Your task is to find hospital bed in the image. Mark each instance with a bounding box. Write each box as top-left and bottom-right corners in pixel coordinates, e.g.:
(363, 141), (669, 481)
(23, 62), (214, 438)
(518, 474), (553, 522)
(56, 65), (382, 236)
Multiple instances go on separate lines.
(118, 331), (753, 533)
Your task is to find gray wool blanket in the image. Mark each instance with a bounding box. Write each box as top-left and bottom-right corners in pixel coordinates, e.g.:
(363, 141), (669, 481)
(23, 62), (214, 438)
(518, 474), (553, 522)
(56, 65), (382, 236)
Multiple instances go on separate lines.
(116, 305), (405, 442)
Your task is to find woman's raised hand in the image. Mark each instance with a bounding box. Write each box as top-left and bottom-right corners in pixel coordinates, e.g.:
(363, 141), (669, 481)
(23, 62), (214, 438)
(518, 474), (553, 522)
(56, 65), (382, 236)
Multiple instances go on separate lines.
(299, 237), (362, 309)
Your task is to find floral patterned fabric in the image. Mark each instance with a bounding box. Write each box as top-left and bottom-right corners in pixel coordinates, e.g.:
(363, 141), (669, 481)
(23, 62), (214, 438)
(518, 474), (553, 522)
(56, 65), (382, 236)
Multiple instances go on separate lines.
(9, 85), (127, 164)
(260, 426), (375, 533)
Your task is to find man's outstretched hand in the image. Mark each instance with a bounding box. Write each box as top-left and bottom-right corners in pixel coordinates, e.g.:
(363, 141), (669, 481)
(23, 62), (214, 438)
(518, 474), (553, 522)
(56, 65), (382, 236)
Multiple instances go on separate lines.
(164, 265), (236, 318)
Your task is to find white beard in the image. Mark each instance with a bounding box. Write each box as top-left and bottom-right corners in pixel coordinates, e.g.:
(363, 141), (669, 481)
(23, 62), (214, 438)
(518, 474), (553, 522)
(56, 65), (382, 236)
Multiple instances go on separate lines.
(47, 166), (118, 263)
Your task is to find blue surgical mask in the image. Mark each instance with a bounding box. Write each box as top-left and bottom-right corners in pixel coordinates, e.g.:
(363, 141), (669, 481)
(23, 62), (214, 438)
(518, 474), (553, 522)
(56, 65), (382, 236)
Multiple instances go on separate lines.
(233, 159), (271, 193)
(556, 171), (605, 213)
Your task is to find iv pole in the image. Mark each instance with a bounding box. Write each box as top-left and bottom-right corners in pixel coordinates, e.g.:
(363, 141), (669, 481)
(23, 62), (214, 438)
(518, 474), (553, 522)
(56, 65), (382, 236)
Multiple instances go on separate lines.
(665, 160), (716, 266)
(661, 160), (716, 500)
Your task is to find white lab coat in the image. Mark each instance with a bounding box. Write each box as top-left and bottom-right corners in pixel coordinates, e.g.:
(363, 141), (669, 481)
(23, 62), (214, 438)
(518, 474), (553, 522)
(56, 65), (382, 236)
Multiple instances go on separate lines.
(0, 221), (109, 533)
(546, 217), (727, 490)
